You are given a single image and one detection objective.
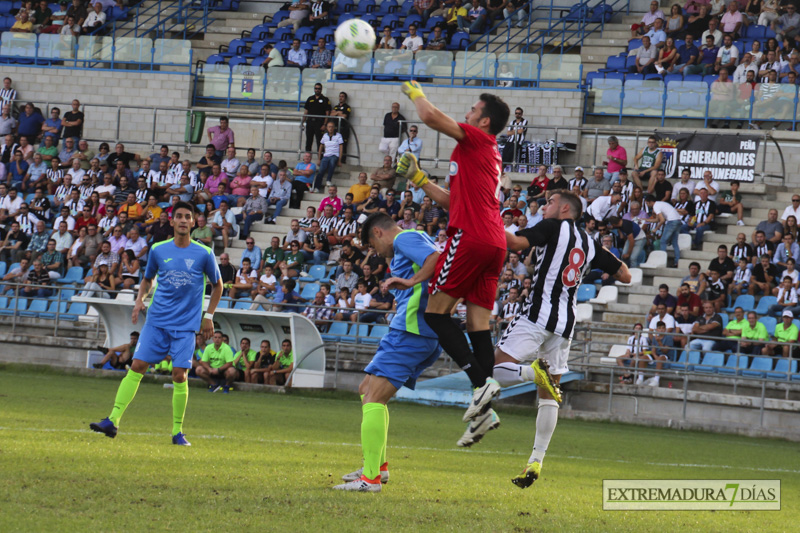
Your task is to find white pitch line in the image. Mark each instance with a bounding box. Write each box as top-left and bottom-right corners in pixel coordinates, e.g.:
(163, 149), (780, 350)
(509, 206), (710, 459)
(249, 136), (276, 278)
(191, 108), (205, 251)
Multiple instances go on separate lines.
(2, 425), (799, 475)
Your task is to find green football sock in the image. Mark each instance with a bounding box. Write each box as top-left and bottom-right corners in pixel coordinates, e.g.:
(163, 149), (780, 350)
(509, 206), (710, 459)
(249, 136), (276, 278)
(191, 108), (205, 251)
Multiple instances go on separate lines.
(108, 371), (144, 426)
(172, 381), (189, 435)
(361, 403), (387, 480)
(380, 405), (389, 466)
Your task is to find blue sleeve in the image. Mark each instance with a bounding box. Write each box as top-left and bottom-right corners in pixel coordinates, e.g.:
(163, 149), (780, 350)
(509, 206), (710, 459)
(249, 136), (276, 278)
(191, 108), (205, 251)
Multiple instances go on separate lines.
(395, 231), (437, 268)
(144, 246), (158, 279)
(204, 248), (221, 283)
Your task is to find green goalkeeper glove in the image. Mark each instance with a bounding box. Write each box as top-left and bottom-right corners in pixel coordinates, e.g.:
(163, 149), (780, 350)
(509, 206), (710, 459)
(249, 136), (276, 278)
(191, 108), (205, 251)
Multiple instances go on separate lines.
(396, 152), (428, 187)
(401, 81), (426, 102)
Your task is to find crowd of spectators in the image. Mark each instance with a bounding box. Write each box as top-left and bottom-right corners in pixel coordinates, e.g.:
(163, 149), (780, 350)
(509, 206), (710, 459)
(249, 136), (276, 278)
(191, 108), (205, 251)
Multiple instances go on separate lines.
(626, 0), (800, 129)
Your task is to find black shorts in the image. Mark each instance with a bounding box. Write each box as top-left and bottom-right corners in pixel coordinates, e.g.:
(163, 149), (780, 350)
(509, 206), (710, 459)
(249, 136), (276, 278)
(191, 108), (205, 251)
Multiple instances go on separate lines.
(717, 205), (732, 214)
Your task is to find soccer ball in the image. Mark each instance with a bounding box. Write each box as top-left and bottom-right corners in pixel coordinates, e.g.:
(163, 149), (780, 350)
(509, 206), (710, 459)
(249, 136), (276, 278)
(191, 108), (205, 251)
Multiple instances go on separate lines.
(335, 19), (376, 59)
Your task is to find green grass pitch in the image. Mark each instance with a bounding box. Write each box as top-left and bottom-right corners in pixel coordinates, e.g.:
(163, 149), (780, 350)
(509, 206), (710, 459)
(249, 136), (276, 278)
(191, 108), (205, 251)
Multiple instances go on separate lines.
(1, 366), (798, 531)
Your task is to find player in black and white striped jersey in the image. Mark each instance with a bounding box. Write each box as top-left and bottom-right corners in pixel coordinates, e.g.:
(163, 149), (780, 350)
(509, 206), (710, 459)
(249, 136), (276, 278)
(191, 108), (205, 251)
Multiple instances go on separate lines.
(491, 191), (630, 489)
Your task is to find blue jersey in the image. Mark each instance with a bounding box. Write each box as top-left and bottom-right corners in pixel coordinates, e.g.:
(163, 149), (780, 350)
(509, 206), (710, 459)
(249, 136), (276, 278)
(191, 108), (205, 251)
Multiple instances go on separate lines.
(144, 239), (221, 331)
(389, 230), (438, 339)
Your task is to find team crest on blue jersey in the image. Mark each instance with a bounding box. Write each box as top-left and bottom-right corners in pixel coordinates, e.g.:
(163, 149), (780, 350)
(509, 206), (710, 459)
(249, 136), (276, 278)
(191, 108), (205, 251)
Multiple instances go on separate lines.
(184, 259), (195, 269)
(159, 270), (194, 288)
(449, 161), (458, 176)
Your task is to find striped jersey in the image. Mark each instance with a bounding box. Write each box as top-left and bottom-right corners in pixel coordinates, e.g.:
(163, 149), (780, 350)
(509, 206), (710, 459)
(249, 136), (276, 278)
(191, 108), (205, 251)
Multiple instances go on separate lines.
(389, 230), (439, 339)
(515, 218), (622, 338)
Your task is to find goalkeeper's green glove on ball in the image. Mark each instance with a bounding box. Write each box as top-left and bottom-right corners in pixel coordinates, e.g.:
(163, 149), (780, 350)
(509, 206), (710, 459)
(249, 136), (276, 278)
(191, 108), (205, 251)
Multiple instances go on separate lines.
(396, 152), (428, 187)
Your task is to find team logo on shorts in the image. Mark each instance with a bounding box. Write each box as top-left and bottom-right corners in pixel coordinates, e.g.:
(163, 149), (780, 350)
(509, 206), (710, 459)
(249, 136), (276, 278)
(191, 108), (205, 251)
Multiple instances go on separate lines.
(449, 161), (458, 176)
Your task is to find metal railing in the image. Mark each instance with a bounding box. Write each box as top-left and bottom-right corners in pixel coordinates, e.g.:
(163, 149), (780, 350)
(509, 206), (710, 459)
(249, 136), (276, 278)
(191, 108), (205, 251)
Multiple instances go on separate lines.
(22, 101), (361, 166)
(0, 32), (193, 73)
(114, 0), (213, 40)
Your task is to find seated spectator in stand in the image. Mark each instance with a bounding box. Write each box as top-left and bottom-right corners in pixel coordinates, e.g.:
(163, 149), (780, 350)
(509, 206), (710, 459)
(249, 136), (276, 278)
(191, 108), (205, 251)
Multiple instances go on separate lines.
(706, 244), (736, 286)
(768, 276), (799, 316)
(677, 282), (702, 315)
(371, 156), (396, 191)
(229, 257), (257, 300)
(276, 240), (304, 279)
(11, 10), (33, 33)
(709, 68), (737, 128)
(772, 233), (799, 273)
(688, 301), (723, 352)
(196, 331), (236, 393)
(457, 2), (486, 33)
(664, 4), (685, 41)
(750, 253), (778, 295)
(616, 323), (649, 384)
(763, 310), (799, 357)
(648, 303), (676, 333)
(715, 306), (749, 352)
(686, 34), (719, 74)
(739, 311), (769, 354)
(82, 1), (105, 33)
(633, 35), (659, 74)
(647, 284), (677, 322)
(672, 33), (699, 75)
(751, 229), (775, 267)
(781, 194), (800, 222)
(20, 259), (51, 298)
(358, 284), (395, 324)
(684, 187), (716, 250)
(772, 3), (800, 41)
(777, 258), (799, 291)
(334, 260), (358, 292)
(303, 291), (334, 330)
(309, 38), (332, 69)
(646, 169), (673, 203)
(632, 1), (665, 37)
(348, 172), (371, 205)
(642, 321), (673, 385)
(645, 17), (668, 49)
(318, 184), (342, 216)
(704, 269), (727, 312)
(720, 1), (744, 38)
(730, 257), (752, 298)
(232, 338), (259, 384)
(211, 200), (237, 249)
(417, 195), (442, 235)
(585, 167), (610, 205)
(277, 1), (310, 32)
(673, 303), (697, 349)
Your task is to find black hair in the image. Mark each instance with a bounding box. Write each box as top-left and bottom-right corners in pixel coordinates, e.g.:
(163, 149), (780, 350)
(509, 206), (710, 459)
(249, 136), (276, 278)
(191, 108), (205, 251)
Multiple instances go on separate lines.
(360, 212), (396, 248)
(173, 201), (195, 216)
(478, 93), (511, 136)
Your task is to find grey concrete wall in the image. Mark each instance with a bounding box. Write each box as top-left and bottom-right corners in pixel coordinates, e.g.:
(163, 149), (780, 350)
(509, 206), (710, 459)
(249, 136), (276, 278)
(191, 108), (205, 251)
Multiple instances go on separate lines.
(3, 66), (192, 151)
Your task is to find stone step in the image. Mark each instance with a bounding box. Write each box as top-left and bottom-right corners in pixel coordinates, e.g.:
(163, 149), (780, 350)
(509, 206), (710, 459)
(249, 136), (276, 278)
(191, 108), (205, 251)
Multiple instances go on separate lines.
(624, 292), (658, 307)
(606, 302), (644, 314)
(602, 312), (642, 325)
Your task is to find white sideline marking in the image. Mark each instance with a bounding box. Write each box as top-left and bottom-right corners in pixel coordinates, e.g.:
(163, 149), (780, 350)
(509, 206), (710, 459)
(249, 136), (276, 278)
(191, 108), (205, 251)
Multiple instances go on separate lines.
(1, 426), (799, 475)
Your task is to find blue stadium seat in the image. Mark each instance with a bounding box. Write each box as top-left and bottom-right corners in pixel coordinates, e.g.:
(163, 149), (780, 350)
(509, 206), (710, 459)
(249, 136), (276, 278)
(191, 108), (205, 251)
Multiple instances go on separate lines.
(605, 72), (625, 83)
(39, 300), (67, 319)
(216, 298), (231, 309)
(723, 294), (754, 313)
(354, 0), (376, 14)
(204, 54), (225, 65)
(741, 356), (773, 378)
(63, 302), (87, 320)
(220, 38), (247, 59)
(744, 25), (767, 39)
(766, 358), (797, 380)
(322, 321), (348, 342)
(20, 298), (48, 317)
(341, 323), (369, 343)
(694, 352), (724, 373)
(247, 40), (270, 58)
(380, 13), (401, 30)
(233, 299), (252, 310)
(401, 14), (422, 32)
(671, 350), (700, 371)
(338, 12), (356, 23)
(295, 26), (315, 42)
(644, 73), (663, 81)
(576, 285), (596, 302)
(300, 282), (320, 300)
(754, 296), (777, 315)
(316, 27), (335, 43)
(624, 72), (643, 83)
(562, 4), (588, 21)
(364, 324), (389, 345)
(599, 55), (625, 73)
(424, 16), (445, 31)
(448, 31), (469, 51)
(623, 55), (637, 72)
(720, 313), (729, 328)
(273, 26), (293, 42)
(718, 354), (748, 375)
(590, 3), (613, 22)
(108, 6), (129, 22)
(265, 9), (289, 29)
(585, 71), (604, 87)
(759, 316), (777, 336)
(702, 74), (718, 86)
(228, 56), (249, 67)
(302, 264), (328, 283)
(244, 23), (271, 43)
(627, 39), (642, 53)
(683, 74), (702, 83)
(664, 73), (683, 86)
(57, 266), (84, 285)
(375, 0), (399, 15)
(0, 262), (6, 278)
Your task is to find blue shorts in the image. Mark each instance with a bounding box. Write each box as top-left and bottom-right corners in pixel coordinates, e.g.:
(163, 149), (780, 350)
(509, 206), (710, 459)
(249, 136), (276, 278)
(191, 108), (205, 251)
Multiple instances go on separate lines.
(364, 328), (441, 390)
(133, 322), (196, 369)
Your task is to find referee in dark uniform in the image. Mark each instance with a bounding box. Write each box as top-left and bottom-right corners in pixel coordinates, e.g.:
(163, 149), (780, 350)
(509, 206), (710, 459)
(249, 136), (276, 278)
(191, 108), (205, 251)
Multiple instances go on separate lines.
(331, 91), (352, 163)
(303, 83), (331, 152)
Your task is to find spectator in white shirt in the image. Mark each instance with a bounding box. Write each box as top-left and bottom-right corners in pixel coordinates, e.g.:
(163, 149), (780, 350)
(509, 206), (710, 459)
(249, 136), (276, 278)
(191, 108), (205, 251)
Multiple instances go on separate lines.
(400, 25), (423, 52)
(781, 194), (800, 221)
(398, 125), (423, 161)
(82, 2), (105, 33)
(220, 145), (240, 180)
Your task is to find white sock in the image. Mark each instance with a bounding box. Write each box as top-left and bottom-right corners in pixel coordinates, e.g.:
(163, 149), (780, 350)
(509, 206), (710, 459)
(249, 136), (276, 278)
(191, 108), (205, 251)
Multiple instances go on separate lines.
(493, 362), (536, 387)
(528, 399), (559, 465)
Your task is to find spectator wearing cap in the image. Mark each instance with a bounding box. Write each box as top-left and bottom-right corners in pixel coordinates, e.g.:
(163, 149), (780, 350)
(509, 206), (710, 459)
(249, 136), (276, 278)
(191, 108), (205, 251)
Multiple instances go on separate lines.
(763, 310), (799, 357)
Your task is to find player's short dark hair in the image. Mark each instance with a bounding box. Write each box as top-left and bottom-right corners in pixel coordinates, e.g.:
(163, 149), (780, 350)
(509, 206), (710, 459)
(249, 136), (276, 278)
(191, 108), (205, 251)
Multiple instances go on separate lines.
(689, 261), (700, 269)
(173, 201), (195, 217)
(607, 216), (621, 226)
(551, 190), (583, 220)
(656, 321), (666, 328)
(718, 244), (728, 251)
(659, 284), (669, 290)
(478, 93), (510, 136)
(644, 194), (657, 203)
(131, 331), (140, 337)
(360, 212), (396, 248)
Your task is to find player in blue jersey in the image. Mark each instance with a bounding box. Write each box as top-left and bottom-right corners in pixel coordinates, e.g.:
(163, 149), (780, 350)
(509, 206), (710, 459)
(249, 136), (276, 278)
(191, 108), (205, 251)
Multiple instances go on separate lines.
(334, 213), (445, 493)
(90, 201), (223, 446)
